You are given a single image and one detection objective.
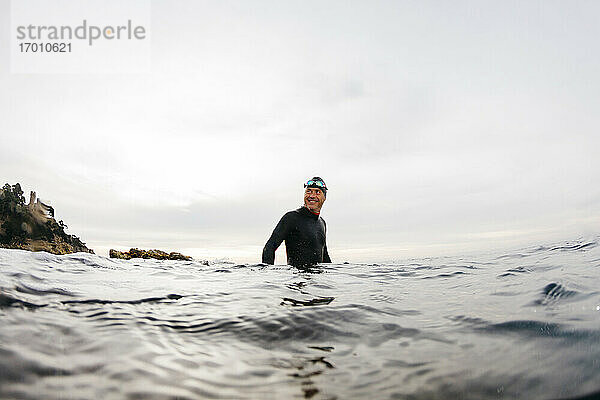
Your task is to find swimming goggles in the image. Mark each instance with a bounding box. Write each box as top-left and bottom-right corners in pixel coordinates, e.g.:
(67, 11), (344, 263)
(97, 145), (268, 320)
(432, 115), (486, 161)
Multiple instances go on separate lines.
(304, 180), (327, 189)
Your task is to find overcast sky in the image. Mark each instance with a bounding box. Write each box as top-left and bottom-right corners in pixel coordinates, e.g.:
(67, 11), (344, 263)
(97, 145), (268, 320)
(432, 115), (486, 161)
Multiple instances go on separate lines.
(1, 0), (599, 263)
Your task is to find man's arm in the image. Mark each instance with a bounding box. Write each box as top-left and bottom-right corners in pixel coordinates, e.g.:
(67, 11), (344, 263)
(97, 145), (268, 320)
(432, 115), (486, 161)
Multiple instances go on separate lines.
(323, 244), (331, 263)
(322, 219), (331, 263)
(262, 213), (291, 264)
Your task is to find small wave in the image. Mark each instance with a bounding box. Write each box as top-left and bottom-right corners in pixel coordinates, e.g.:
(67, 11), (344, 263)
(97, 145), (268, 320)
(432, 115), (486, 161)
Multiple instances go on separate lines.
(308, 346), (334, 352)
(6, 271), (44, 281)
(15, 283), (75, 297)
(496, 241), (598, 260)
(548, 242), (597, 252)
(63, 254), (120, 269)
(281, 297), (335, 306)
(552, 389), (600, 400)
(497, 265), (533, 278)
(507, 266), (532, 273)
(498, 240), (598, 260)
(0, 293), (46, 309)
(421, 271), (467, 279)
(237, 311), (358, 344)
(449, 315), (489, 327)
(497, 272), (516, 278)
(534, 283), (579, 305)
(62, 293), (184, 305)
(488, 320), (564, 336)
(0, 348), (71, 381)
(496, 253), (529, 260)
(480, 320), (600, 341)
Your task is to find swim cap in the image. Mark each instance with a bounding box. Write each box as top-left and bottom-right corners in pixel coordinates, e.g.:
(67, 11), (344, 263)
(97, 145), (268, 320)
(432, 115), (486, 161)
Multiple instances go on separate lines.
(304, 177), (327, 196)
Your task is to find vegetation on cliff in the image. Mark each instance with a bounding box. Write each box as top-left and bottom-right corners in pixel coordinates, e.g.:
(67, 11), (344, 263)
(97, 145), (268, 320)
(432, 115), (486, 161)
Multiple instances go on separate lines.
(0, 183), (93, 254)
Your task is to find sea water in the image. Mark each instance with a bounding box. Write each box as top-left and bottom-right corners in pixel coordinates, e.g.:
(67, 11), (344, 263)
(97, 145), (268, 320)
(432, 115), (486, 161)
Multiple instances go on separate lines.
(1, 238), (599, 399)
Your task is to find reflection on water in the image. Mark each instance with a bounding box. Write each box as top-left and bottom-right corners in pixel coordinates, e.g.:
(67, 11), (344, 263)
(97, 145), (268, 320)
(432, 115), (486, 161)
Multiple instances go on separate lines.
(1, 238), (600, 399)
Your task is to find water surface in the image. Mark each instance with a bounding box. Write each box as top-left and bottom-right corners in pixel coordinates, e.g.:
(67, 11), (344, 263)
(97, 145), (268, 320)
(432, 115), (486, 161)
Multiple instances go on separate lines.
(1, 239), (599, 399)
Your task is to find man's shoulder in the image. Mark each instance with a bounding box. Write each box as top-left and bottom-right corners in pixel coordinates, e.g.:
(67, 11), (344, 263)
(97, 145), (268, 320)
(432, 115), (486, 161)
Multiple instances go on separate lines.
(281, 209), (301, 219)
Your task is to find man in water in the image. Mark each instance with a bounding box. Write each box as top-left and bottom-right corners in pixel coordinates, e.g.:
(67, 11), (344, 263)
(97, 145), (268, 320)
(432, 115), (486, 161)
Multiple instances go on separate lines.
(262, 177), (332, 267)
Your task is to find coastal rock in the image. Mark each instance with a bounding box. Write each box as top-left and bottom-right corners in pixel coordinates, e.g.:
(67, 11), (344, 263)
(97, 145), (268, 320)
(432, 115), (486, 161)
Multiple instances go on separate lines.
(0, 183), (94, 255)
(169, 252), (192, 261)
(109, 248), (193, 261)
(109, 249), (131, 260)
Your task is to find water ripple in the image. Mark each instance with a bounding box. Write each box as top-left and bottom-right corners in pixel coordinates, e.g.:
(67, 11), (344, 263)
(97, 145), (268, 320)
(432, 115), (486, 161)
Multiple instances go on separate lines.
(1, 237), (599, 399)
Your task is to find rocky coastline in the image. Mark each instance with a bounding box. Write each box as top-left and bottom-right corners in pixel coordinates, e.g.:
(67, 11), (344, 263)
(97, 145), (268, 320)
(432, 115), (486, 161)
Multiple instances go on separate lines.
(1, 183), (195, 261)
(0, 183), (93, 255)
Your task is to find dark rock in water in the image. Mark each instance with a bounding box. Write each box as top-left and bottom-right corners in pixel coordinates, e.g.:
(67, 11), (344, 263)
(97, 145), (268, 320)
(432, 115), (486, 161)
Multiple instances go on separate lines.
(168, 252), (193, 261)
(109, 248), (193, 261)
(0, 183), (93, 255)
(109, 249), (132, 260)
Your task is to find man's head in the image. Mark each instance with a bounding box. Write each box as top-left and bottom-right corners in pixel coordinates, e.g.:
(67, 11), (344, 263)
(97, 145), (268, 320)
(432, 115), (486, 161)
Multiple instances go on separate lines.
(303, 177), (327, 213)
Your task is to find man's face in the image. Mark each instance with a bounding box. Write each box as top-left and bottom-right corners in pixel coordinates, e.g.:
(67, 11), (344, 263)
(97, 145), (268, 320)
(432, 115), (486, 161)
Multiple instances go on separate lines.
(304, 187), (326, 212)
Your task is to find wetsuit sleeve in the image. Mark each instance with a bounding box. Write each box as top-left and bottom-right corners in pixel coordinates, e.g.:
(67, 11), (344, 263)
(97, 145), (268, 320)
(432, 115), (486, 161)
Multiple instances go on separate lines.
(262, 213), (291, 264)
(322, 219), (331, 263)
(323, 244), (331, 263)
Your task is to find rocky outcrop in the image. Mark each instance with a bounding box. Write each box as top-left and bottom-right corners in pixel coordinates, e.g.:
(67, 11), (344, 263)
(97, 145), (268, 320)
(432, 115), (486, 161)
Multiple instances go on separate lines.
(109, 248), (193, 261)
(0, 183), (93, 255)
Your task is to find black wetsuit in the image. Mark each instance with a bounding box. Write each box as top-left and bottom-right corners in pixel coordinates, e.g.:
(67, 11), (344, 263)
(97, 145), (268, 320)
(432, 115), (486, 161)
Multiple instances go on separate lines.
(262, 207), (331, 267)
